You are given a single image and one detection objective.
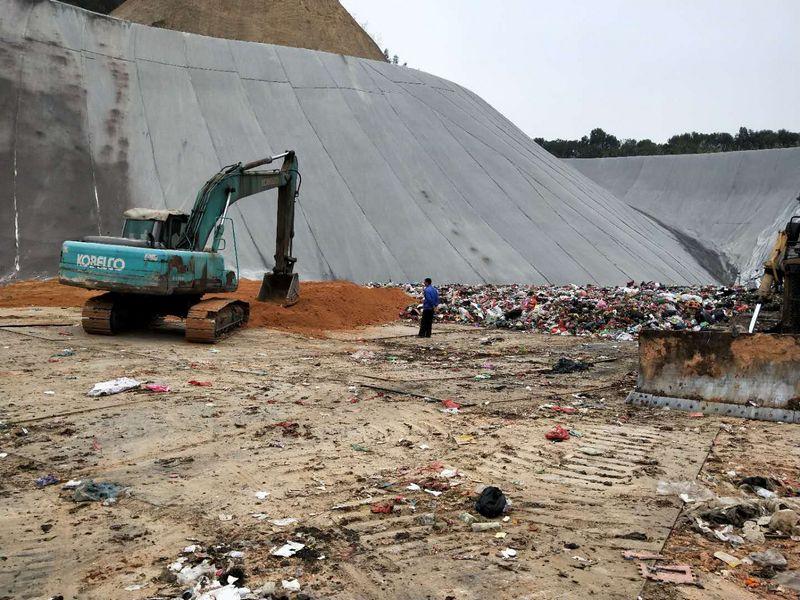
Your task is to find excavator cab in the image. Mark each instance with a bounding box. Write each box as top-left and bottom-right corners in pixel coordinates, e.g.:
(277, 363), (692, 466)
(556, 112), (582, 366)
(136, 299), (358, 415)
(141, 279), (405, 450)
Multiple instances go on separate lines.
(120, 210), (189, 249)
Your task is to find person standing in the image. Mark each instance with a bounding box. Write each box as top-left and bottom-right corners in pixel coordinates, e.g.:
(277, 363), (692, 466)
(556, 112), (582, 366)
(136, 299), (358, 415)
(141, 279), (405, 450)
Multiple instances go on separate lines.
(418, 277), (439, 338)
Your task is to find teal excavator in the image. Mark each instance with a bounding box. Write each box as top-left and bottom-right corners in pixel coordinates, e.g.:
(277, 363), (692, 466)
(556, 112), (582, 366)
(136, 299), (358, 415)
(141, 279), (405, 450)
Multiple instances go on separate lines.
(58, 151), (301, 343)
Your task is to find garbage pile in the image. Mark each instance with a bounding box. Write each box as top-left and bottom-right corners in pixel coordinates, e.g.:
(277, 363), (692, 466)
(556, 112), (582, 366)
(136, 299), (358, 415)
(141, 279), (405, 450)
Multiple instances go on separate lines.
(391, 282), (751, 339)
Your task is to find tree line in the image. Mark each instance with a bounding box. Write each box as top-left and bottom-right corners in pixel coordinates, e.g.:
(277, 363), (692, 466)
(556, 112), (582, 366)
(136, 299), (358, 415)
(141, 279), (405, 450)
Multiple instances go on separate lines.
(534, 127), (800, 159)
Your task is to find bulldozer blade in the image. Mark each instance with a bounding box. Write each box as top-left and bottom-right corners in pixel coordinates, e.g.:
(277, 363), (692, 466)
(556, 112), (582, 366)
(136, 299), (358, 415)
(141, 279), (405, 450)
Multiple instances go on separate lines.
(256, 272), (300, 306)
(627, 330), (800, 423)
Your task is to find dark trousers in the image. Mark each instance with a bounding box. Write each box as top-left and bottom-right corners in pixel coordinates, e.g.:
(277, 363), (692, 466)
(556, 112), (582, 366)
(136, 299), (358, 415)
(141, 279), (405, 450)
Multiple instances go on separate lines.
(418, 308), (434, 337)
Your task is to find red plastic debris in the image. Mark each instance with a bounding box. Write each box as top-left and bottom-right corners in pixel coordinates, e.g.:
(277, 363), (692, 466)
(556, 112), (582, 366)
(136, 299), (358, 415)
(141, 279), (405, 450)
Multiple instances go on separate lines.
(188, 380), (212, 387)
(441, 399), (461, 410)
(550, 406), (577, 414)
(144, 383), (170, 393)
(371, 501), (395, 514)
(545, 425), (570, 441)
(688, 412), (704, 418)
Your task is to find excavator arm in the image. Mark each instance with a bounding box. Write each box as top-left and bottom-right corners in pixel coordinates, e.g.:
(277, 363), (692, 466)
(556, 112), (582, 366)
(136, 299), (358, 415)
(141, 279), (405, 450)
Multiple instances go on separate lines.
(178, 151), (301, 303)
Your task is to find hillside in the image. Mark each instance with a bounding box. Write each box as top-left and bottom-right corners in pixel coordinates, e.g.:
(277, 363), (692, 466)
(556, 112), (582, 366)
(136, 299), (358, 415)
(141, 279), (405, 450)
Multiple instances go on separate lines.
(110, 0), (385, 60)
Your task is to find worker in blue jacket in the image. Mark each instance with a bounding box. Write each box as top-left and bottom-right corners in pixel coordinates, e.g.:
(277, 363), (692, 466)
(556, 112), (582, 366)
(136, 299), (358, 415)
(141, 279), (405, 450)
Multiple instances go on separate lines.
(418, 277), (439, 338)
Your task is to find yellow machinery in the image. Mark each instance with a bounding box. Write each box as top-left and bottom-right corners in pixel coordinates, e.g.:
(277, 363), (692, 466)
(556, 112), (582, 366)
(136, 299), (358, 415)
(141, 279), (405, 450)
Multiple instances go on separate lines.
(627, 211), (800, 422)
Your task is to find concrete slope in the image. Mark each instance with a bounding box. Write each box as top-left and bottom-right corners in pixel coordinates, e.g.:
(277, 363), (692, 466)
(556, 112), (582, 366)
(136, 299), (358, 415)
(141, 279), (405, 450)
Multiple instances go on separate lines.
(0, 0), (716, 285)
(570, 148), (800, 285)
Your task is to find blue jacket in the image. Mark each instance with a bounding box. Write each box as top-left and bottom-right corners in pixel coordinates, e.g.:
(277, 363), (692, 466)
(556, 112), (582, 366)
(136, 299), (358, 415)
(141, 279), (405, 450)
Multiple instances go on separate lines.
(423, 285), (440, 310)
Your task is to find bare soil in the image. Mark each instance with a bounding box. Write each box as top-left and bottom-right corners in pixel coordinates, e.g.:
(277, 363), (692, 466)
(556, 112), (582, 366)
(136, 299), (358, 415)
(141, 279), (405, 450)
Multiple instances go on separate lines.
(0, 303), (797, 599)
(111, 0), (386, 61)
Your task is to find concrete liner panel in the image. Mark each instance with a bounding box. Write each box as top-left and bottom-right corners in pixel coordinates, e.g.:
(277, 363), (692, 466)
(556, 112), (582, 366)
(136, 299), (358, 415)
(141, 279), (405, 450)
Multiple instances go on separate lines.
(15, 44), (96, 276)
(317, 54), (378, 93)
(439, 121), (607, 284)
(241, 79), (404, 281)
(83, 52), (164, 236)
(132, 22), (185, 66)
(134, 60), (219, 211)
(0, 0), (33, 44)
(340, 86), (537, 283)
(275, 45), (335, 89)
(81, 9), (134, 58)
(359, 62), (405, 95)
(367, 60), (424, 85)
(25, 0), (85, 51)
(295, 87), (470, 283)
(0, 41), (24, 278)
(185, 34), (236, 72)
(229, 39), (287, 82)
(385, 90), (557, 284)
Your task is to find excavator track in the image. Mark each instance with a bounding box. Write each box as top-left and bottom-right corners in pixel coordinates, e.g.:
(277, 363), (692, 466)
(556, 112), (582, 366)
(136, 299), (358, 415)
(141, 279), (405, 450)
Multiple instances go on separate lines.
(82, 293), (119, 335)
(185, 298), (249, 343)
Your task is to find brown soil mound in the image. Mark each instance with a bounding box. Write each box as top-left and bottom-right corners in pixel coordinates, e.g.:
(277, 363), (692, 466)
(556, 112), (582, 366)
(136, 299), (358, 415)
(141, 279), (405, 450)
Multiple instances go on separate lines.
(111, 0), (385, 61)
(0, 280), (411, 336)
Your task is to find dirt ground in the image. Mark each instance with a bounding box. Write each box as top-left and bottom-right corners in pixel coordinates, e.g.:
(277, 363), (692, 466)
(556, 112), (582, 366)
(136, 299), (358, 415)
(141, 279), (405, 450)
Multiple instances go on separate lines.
(0, 302), (798, 599)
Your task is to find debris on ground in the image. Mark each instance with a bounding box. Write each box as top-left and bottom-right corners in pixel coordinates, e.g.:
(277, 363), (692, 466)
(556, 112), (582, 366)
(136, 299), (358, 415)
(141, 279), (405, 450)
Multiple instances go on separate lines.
(475, 486), (507, 518)
(71, 480), (123, 503)
(395, 282), (749, 338)
(35, 474), (59, 488)
(639, 563), (696, 585)
(550, 357), (591, 373)
(87, 377), (141, 397)
(656, 480), (715, 503)
(545, 425), (571, 442)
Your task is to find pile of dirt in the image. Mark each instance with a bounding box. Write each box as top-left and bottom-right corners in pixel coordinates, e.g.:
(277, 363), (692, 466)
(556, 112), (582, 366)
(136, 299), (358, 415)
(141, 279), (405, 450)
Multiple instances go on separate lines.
(0, 280), (411, 336)
(111, 0), (385, 61)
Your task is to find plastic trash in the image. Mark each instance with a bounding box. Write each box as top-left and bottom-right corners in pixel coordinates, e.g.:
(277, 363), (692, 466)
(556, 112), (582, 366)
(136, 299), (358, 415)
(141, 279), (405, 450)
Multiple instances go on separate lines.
(545, 425), (570, 441)
(282, 579), (301, 592)
(271, 541), (304, 557)
(769, 509), (798, 534)
(35, 474), (59, 488)
(748, 548), (787, 568)
(144, 383), (170, 393)
(87, 377), (140, 397)
(188, 380), (213, 387)
(72, 480), (122, 502)
(475, 487), (507, 518)
(656, 480), (715, 503)
(471, 521), (501, 532)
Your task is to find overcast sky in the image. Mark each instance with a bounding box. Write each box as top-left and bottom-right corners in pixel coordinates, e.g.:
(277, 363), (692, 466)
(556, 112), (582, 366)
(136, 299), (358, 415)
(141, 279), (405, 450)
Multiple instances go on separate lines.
(341, 0), (800, 143)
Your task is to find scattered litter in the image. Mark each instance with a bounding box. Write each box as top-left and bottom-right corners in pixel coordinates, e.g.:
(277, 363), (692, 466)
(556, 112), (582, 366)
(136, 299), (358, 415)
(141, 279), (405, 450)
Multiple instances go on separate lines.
(0, 452), (7, 459)
(271, 541), (305, 557)
(475, 486), (507, 518)
(545, 425), (570, 442)
(143, 383), (170, 393)
(773, 571), (800, 592)
(271, 518), (298, 527)
(742, 520), (766, 544)
(282, 579), (301, 592)
(495, 531), (507, 539)
(748, 548), (787, 568)
(87, 377), (141, 397)
(549, 405), (577, 414)
(371, 501), (395, 514)
(61, 479), (82, 489)
(72, 480), (122, 503)
(218, 514), (233, 521)
(623, 550), (665, 560)
(499, 548), (517, 560)
(459, 513), (476, 525)
(188, 380), (213, 387)
(254, 490), (270, 501)
(656, 480), (715, 503)
(769, 509), (798, 534)
(227, 550), (245, 559)
(577, 446), (604, 456)
(441, 398), (461, 413)
(416, 513), (436, 526)
(406, 483), (422, 491)
(550, 357), (591, 373)
(35, 474), (59, 488)
(351, 443), (371, 453)
(471, 521), (501, 532)
(713, 551), (742, 567)
(424, 488), (443, 497)
(639, 563), (696, 585)
(44, 390), (55, 395)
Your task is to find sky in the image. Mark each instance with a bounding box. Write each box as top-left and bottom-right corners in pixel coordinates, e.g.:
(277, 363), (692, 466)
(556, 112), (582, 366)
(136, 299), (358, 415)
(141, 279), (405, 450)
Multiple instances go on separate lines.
(340, 0), (800, 143)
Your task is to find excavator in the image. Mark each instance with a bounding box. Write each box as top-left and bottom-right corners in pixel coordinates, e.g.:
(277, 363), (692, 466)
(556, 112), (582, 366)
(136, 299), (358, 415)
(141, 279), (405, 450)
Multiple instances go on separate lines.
(58, 151), (301, 343)
(627, 203), (800, 422)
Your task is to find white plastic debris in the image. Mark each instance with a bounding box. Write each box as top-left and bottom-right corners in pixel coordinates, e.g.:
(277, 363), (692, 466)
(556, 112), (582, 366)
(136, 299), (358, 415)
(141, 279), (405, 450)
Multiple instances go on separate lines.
(406, 483), (422, 491)
(176, 560), (215, 586)
(218, 514), (233, 521)
(255, 490), (270, 500)
(44, 391), (55, 396)
(500, 548), (517, 560)
(61, 479), (82, 489)
(228, 550), (245, 558)
(656, 480), (715, 503)
(0, 453), (7, 459)
(271, 541), (305, 557)
(439, 469), (459, 478)
(424, 489), (443, 497)
(87, 377), (141, 397)
(271, 518), (299, 527)
(282, 579), (301, 592)
(183, 544), (200, 553)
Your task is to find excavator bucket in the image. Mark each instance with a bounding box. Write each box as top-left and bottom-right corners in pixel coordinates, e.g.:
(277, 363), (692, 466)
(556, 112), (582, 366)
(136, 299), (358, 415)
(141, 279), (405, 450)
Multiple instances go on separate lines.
(256, 272), (300, 306)
(627, 330), (800, 422)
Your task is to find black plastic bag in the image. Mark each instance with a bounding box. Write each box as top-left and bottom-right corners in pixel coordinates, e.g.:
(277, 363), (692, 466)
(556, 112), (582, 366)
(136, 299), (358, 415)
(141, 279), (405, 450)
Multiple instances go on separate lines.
(475, 486), (506, 518)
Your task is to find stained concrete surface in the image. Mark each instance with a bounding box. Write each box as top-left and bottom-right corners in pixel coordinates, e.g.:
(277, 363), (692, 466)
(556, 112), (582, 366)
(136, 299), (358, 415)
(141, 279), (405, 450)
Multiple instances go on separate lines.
(570, 148), (800, 285)
(0, 0), (716, 285)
